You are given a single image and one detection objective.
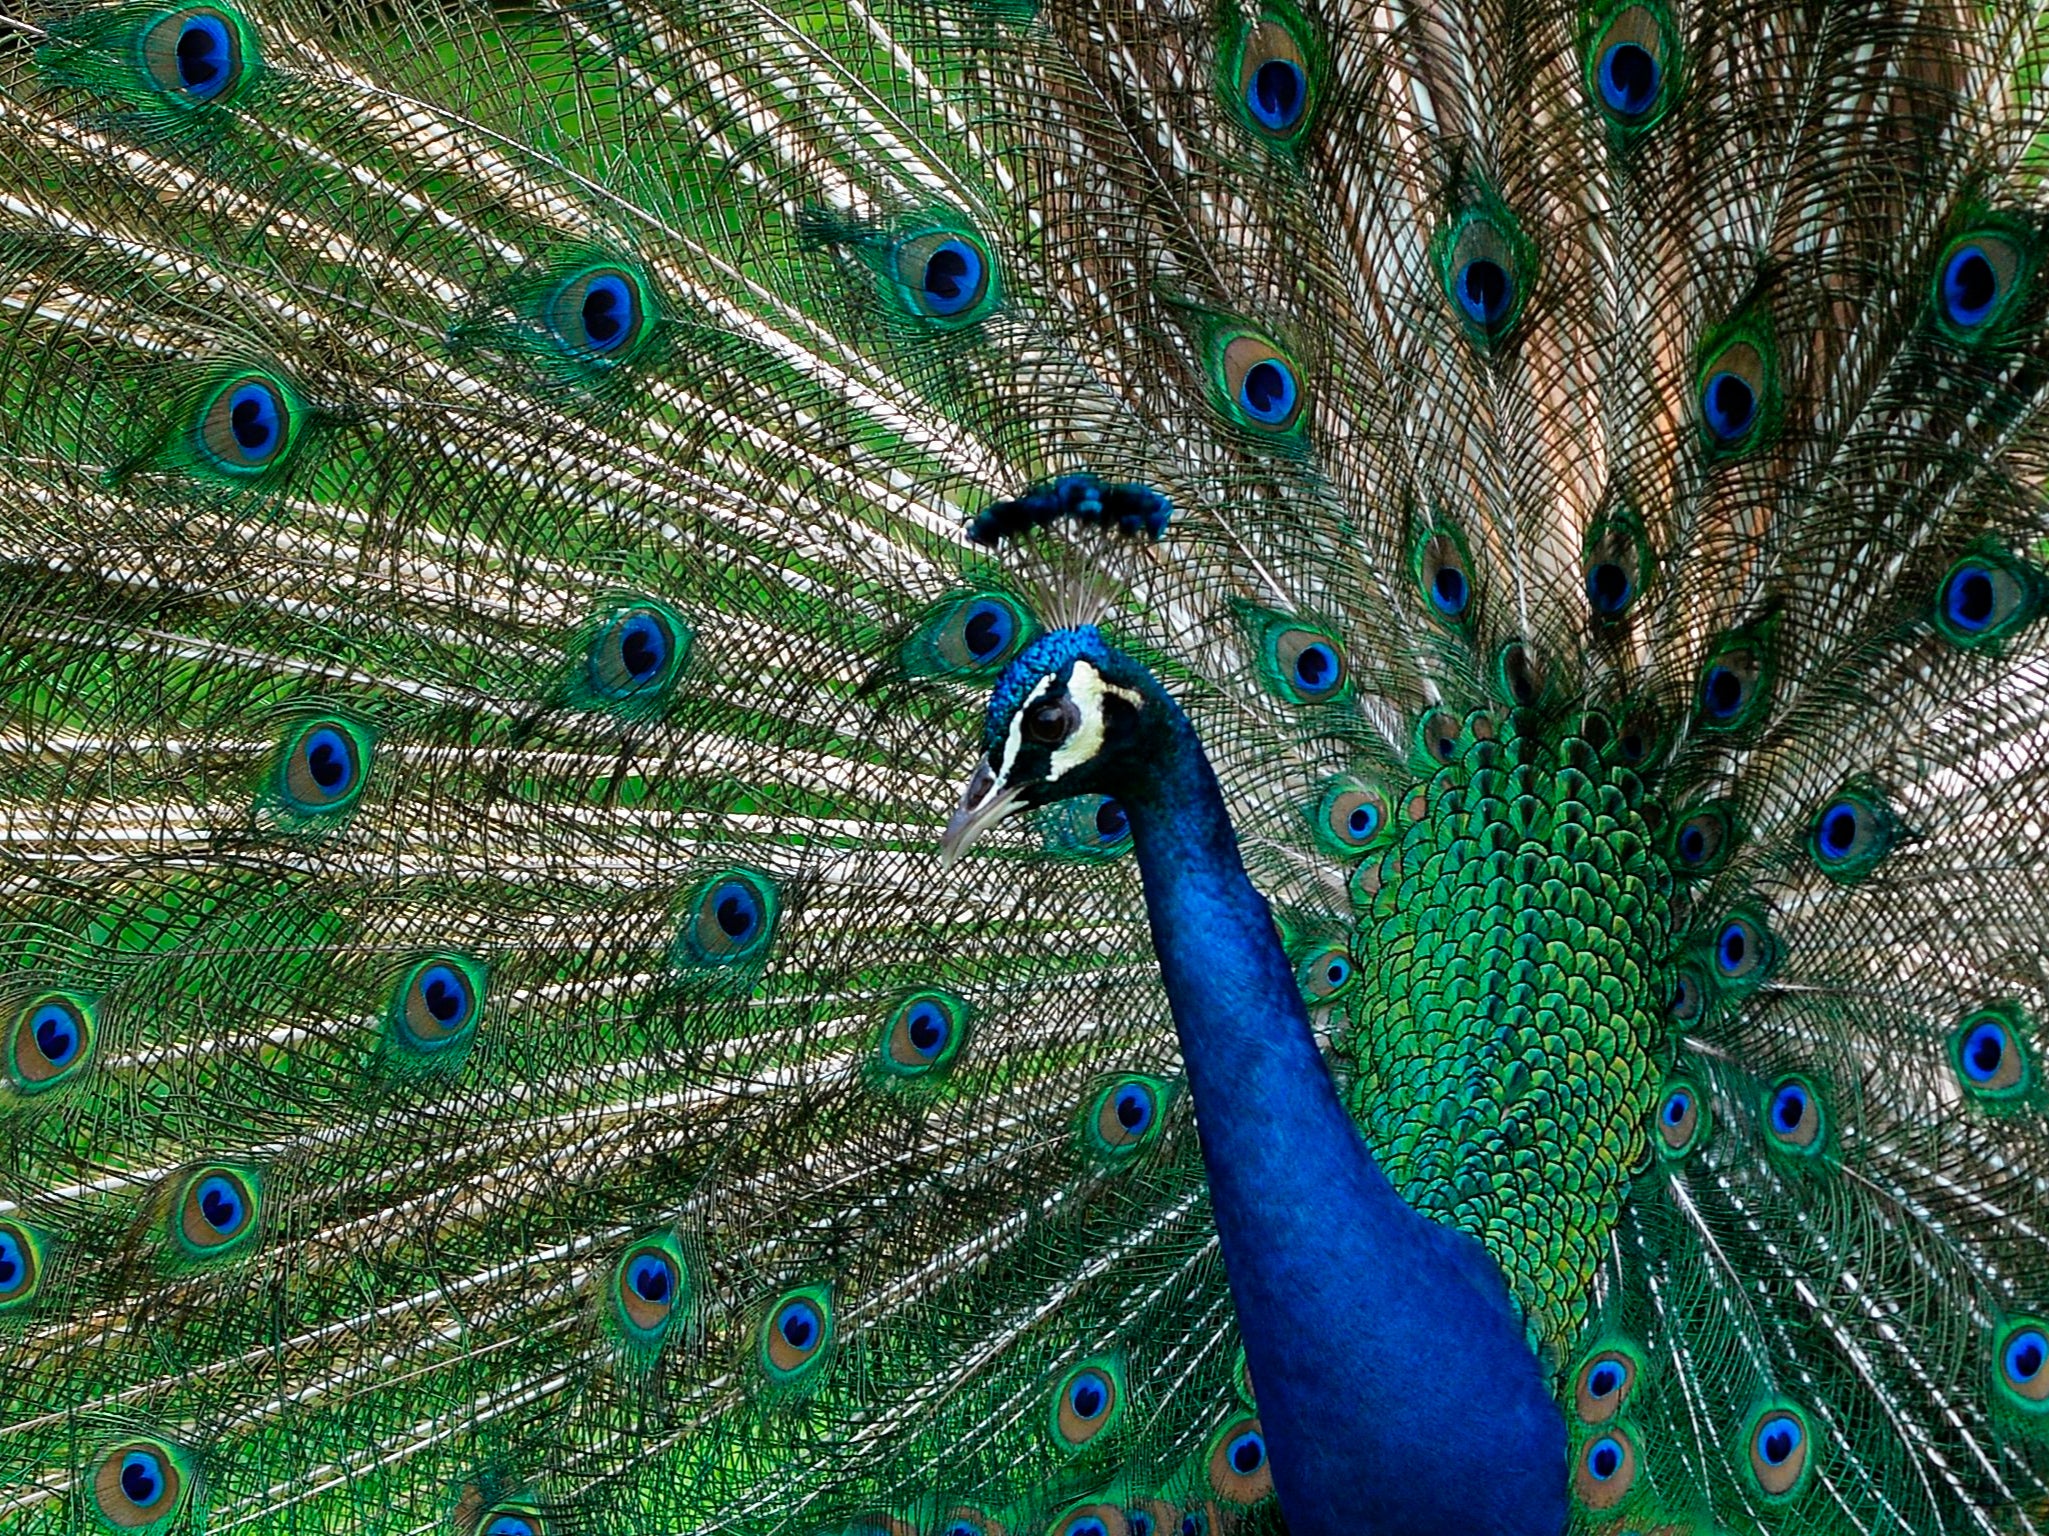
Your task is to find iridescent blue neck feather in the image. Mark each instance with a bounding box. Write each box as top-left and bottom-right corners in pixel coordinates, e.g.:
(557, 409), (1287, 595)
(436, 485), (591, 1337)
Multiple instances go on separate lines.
(1117, 682), (1567, 1534)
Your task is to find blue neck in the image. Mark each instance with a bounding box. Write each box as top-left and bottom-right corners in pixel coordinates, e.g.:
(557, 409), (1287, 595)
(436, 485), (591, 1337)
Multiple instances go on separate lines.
(1117, 700), (1566, 1535)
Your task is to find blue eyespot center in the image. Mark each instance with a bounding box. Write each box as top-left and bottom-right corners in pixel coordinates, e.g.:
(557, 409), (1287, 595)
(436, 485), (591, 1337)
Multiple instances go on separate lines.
(629, 1254), (673, 1303)
(1756, 1415), (1802, 1465)
(0, 1231), (21, 1288)
(228, 382), (282, 459)
(1703, 665), (1744, 718)
(197, 1175), (245, 1233)
(1068, 1522), (1108, 1536)
(1817, 804), (1859, 858)
(1248, 58), (1306, 130)
(1944, 246), (1999, 328)
(619, 614), (668, 681)
(1432, 565), (1470, 615)
(1587, 561), (1630, 613)
(2008, 1329), (2048, 1382)
(1588, 1362), (1624, 1397)
(1945, 565), (1996, 630)
(1069, 1373), (1107, 1419)
(905, 1002), (950, 1058)
(302, 728), (352, 797)
(1678, 826), (1706, 863)
(778, 1300), (819, 1349)
(1963, 1021), (2009, 1082)
(176, 15), (231, 96)
(1716, 921), (1749, 973)
(1456, 258), (1511, 326)
(416, 965), (468, 1026)
(1771, 1085), (1808, 1133)
(120, 1450), (165, 1506)
(1598, 41), (1658, 116)
(1325, 957), (1351, 988)
(713, 884), (760, 942)
(1240, 359), (1298, 423)
(1293, 641), (1337, 691)
(1662, 1090), (1690, 1125)
(962, 600), (1014, 661)
(581, 274), (632, 351)
(485, 1519), (536, 1536)
(1228, 1430), (1267, 1474)
(921, 240), (983, 316)
(1348, 804), (1377, 837)
(1179, 1516), (1204, 1536)
(1125, 1516), (1153, 1536)
(1115, 1087), (1153, 1134)
(1586, 1435), (1623, 1480)
(31, 1005), (78, 1066)
(1703, 371), (1757, 439)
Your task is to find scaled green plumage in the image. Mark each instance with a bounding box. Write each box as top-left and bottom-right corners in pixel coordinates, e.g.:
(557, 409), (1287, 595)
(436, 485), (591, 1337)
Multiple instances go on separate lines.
(4, 0), (2049, 1530)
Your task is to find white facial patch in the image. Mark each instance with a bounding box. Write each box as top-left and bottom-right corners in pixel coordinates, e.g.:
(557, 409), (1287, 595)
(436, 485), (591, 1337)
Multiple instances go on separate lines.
(1048, 660), (1113, 781)
(995, 660), (1142, 787)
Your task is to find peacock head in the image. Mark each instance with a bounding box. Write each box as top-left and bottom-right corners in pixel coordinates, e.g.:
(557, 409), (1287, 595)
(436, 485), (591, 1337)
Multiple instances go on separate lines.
(940, 625), (1163, 862)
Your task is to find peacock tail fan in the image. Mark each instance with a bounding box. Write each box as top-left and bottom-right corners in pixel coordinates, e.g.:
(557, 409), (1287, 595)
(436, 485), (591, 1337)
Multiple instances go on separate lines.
(1, 0), (2047, 1529)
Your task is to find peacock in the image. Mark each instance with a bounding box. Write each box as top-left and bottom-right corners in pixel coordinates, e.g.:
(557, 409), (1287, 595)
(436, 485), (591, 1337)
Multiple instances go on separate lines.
(5, 0), (2049, 1527)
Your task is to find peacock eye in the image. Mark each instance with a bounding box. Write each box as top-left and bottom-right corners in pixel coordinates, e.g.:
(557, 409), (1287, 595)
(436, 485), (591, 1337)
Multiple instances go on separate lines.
(1574, 1347), (1638, 1421)
(278, 718), (370, 815)
(0, 1220), (41, 1307)
(1934, 550), (2040, 647)
(1949, 1007), (2031, 1099)
(547, 266), (650, 357)
(919, 239), (984, 316)
(1670, 805), (1732, 875)
(588, 604), (686, 699)
(678, 868), (780, 970)
(1418, 532), (1472, 620)
(10, 992), (95, 1091)
(760, 1286), (834, 1384)
(1765, 1077), (1824, 1153)
(1999, 1320), (2049, 1403)
(1207, 1416), (1273, 1500)
(893, 228), (996, 322)
(612, 1235), (689, 1344)
(1599, 40), (1657, 115)
(1746, 1407), (1811, 1497)
(1934, 232), (2024, 336)
(880, 990), (969, 1077)
(1696, 331), (1773, 451)
(1573, 1427), (1638, 1508)
(1052, 1360), (1125, 1450)
(198, 373), (295, 472)
(142, 6), (250, 105)
(94, 1440), (188, 1527)
(178, 1167), (259, 1253)
(1236, 16), (1312, 136)
(1088, 1075), (1167, 1161)
(1586, 4), (1672, 125)
(1217, 333), (1306, 431)
(1024, 696), (1079, 746)
(1440, 209), (1526, 341)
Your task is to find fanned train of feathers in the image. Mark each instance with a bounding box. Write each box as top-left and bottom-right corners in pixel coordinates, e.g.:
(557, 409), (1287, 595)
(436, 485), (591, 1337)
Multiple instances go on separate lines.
(4, 0), (2049, 1531)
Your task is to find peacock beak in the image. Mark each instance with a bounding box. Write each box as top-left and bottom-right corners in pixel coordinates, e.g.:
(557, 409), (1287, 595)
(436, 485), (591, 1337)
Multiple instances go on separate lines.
(940, 757), (1023, 866)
